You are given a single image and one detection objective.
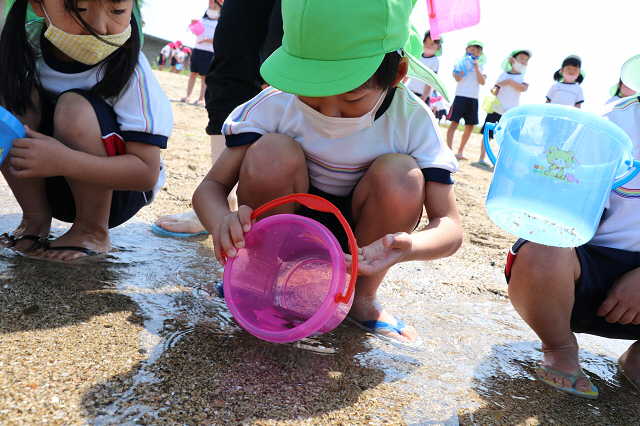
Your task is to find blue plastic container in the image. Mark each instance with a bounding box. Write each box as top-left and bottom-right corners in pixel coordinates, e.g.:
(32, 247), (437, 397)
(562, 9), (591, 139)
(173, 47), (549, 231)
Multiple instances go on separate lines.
(483, 103), (640, 247)
(0, 105), (25, 167)
(453, 56), (475, 77)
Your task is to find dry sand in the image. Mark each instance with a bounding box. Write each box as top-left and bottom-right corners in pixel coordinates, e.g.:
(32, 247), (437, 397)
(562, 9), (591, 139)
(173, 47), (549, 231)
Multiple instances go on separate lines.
(0, 71), (638, 425)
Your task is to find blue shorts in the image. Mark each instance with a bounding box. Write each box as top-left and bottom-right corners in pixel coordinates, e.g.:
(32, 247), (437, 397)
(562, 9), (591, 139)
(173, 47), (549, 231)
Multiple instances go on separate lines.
(40, 89), (153, 229)
(447, 96), (479, 125)
(190, 49), (214, 76)
(505, 238), (640, 340)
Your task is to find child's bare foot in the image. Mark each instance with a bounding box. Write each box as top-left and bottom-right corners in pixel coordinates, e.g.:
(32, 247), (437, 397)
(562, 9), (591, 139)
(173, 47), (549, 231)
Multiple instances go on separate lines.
(155, 210), (207, 235)
(32, 225), (110, 262)
(618, 341), (640, 389)
(537, 345), (593, 393)
(348, 296), (419, 343)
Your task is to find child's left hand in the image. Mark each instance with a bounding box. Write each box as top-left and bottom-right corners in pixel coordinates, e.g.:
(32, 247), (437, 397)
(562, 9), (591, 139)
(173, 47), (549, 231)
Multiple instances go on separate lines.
(345, 232), (412, 276)
(473, 59), (479, 68)
(9, 126), (71, 178)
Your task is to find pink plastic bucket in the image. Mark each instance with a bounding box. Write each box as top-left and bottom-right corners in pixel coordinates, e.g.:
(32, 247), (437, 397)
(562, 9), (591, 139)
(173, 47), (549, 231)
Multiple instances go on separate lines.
(187, 20), (205, 36)
(222, 194), (358, 343)
(426, 0), (481, 40)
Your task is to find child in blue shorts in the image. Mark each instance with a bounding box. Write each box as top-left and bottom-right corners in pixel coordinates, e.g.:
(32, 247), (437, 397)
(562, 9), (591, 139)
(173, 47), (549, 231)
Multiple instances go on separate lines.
(446, 40), (486, 162)
(192, 0), (463, 345)
(505, 54), (640, 400)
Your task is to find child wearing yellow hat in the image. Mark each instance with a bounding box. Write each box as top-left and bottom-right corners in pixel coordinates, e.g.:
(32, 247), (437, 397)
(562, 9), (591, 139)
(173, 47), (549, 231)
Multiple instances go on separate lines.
(193, 0), (463, 345)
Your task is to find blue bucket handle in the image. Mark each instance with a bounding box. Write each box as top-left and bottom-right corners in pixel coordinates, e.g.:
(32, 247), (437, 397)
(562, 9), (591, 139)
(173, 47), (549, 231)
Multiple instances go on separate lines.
(614, 159), (640, 189)
(483, 122), (498, 165)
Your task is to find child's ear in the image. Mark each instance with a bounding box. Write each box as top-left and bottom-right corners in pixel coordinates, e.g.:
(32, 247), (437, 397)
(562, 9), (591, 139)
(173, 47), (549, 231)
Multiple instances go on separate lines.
(393, 57), (409, 87)
(28, 0), (45, 18)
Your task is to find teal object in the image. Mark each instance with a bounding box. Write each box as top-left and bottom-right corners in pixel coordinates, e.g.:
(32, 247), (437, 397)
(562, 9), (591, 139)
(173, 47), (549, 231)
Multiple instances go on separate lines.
(483, 103), (640, 247)
(0, 105), (26, 167)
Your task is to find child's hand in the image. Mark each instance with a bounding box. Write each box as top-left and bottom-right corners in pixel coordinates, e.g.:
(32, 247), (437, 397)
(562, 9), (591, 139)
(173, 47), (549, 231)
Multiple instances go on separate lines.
(9, 126), (70, 178)
(212, 204), (253, 266)
(473, 59), (479, 68)
(344, 232), (412, 276)
(597, 267), (640, 325)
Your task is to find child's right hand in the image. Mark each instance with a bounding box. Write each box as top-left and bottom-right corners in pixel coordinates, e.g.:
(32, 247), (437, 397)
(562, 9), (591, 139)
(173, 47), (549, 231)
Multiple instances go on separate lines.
(212, 204), (254, 265)
(9, 125), (70, 178)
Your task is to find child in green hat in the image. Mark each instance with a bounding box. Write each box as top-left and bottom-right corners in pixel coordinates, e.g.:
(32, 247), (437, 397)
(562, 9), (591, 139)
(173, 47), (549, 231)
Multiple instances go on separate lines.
(193, 0), (462, 345)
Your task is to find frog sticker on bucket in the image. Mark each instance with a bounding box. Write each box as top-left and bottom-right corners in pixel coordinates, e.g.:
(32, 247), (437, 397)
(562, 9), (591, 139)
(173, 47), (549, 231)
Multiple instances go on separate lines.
(533, 146), (580, 183)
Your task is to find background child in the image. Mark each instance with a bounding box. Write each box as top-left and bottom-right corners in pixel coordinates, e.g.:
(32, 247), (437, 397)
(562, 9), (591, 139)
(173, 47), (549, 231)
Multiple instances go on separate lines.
(158, 42), (173, 71)
(506, 54), (640, 399)
(546, 55), (584, 107)
(0, 0), (172, 262)
(406, 31), (442, 104)
(169, 40), (183, 73)
(446, 40), (487, 161)
(181, 0), (221, 105)
(192, 0), (462, 345)
(479, 49), (531, 166)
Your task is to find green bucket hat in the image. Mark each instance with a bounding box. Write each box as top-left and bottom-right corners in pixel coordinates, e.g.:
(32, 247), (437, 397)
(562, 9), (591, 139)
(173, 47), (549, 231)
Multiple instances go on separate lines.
(500, 49), (532, 73)
(464, 39), (486, 65)
(621, 54), (640, 93)
(260, 0), (449, 101)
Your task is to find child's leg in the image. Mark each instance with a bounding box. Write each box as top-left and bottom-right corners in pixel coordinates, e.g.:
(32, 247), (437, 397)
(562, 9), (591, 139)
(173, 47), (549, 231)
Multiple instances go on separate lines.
(508, 242), (593, 392)
(456, 125), (474, 158)
(446, 121), (459, 150)
(194, 76), (207, 105)
(619, 341), (640, 384)
(35, 92), (114, 260)
(0, 96), (52, 251)
(348, 153), (425, 342)
(181, 72), (199, 102)
(236, 133), (308, 214)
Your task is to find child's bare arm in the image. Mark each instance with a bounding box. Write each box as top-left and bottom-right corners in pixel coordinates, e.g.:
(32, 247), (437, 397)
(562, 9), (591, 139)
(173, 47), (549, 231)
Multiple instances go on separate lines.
(193, 144), (252, 264)
(10, 126), (160, 192)
(347, 181), (462, 275)
(452, 72), (463, 82)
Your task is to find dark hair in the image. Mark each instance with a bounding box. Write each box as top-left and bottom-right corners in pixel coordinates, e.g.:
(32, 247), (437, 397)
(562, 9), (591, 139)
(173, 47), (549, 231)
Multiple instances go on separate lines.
(614, 79), (623, 97)
(512, 51), (530, 59)
(0, 0), (141, 116)
(363, 51), (402, 92)
(422, 30), (441, 46)
(553, 56), (583, 83)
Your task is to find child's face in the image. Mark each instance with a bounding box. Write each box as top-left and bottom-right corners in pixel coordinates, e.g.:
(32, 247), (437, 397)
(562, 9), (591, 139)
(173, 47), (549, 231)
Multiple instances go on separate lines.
(31, 0), (133, 35)
(561, 65), (580, 83)
(423, 37), (440, 56)
(466, 45), (482, 57)
(620, 82), (636, 97)
(298, 85), (385, 119)
(513, 53), (530, 66)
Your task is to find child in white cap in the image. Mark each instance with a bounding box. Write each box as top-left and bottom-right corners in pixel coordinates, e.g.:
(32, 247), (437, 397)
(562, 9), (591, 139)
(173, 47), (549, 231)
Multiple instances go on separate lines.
(406, 30), (442, 104)
(193, 0), (462, 345)
(479, 49), (531, 166)
(506, 54), (640, 399)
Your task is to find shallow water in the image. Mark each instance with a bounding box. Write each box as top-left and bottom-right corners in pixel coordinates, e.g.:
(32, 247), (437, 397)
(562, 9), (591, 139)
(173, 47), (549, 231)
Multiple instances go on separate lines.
(1, 189), (638, 425)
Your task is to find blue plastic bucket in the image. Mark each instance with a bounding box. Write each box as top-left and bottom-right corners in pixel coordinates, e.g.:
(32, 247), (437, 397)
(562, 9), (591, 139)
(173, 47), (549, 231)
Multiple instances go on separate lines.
(0, 105), (25, 167)
(484, 104), (640, 247)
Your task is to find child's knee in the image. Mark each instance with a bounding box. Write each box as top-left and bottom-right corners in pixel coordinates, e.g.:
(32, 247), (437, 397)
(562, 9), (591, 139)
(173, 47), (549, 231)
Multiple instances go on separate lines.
(53, 93), (99, 143)
(368, 154), (424, 206)
(241, 133), (305, 184)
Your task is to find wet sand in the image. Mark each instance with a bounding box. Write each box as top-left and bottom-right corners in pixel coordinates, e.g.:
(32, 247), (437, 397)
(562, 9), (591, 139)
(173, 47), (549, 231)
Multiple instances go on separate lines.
(0, 71), (639, 425)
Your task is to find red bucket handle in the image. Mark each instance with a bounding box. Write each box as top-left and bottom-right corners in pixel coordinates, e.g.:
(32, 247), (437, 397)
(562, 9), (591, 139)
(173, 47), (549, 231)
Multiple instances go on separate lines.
(250, 193), (358, 305)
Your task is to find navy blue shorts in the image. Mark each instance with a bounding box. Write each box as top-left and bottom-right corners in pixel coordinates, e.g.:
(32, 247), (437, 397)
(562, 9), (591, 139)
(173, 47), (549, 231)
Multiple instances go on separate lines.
(40, 89), (152, 229)
(297, 185), (355, 255)
(505, 238), (640, 340)
(190, 49), (214, 76)
(447, 96), (479, 125)
(480, 112), (502, 139)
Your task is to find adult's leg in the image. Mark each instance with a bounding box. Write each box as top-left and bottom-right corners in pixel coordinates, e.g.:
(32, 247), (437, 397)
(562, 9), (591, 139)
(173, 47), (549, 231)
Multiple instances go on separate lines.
(508, 242), (593, 392)
(348, 154), (425, 343)
(456, 124), (474, 159)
